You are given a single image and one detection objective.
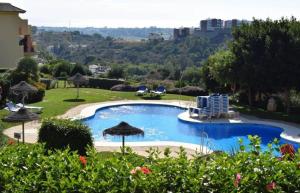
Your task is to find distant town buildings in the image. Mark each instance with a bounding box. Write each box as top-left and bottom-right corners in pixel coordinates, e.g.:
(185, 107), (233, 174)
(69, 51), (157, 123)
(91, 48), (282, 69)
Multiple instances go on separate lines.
(173, 18), (251, 40)
(0, 3), (34, 70)
(88, 64), (111, 75)
(200, 19), (223, 32)
(173, 27), (191, 40)
(148, 33), (164, 42)
(200, 18), (251, 32)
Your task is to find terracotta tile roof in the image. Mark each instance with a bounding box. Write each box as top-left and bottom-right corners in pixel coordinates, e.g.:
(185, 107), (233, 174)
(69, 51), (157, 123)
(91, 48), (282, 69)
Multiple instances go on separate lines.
(0, 3), (25, 13)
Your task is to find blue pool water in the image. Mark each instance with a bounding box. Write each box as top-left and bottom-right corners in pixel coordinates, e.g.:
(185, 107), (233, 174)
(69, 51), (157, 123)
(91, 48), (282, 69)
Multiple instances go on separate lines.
(82, 104), (300, 153)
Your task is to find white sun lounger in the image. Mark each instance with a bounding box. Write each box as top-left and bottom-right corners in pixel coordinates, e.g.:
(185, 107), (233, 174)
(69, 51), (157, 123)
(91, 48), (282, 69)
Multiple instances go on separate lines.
(16, 103), (43, 113)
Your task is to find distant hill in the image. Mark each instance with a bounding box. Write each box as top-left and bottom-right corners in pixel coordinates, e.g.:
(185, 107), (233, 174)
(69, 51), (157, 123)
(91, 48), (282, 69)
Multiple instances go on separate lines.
(37, 26), (173, 41)
(35, 29), (230, 68)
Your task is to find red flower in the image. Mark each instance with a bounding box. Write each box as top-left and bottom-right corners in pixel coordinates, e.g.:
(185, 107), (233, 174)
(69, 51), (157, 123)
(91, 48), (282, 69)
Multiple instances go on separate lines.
(130, 166), (151, 175)
(79, 156), (87, 166)
(141, 166), (151, 174)
(7, 139), (15, 145)
(266, 182), (276, 191)
(234, 173), (241, 187)
(280, 144), (295, 159)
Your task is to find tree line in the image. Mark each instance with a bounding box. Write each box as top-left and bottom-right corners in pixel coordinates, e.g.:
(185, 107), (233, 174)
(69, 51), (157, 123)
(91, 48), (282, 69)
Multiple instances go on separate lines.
(202, 18), (300, 112)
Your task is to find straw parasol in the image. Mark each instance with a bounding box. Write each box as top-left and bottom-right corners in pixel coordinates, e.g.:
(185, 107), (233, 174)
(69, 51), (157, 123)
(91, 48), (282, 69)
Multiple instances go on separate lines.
(10, 81), (38, 105)
(103, 122), (144, 154)
(3, 107), (39, 143)
(68, 73), (89, 99)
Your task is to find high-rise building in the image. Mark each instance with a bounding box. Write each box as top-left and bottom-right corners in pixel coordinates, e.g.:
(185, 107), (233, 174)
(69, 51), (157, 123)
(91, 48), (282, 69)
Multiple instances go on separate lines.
(200, 20), (208, 32)
(200, 19), (223, 32)
(173, 27), (190, 40)
(0, 3), (34, 70)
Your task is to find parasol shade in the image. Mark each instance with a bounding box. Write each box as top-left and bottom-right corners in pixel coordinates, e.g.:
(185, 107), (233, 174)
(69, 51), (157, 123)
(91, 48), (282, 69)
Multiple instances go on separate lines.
(3, 107), (39, 122)
(10, 81), (38, 94)
(103, 121), (144, 137)
(103, 121), (144, 154)
(68, 73), (89, 85)
(3, 107), (40, 143)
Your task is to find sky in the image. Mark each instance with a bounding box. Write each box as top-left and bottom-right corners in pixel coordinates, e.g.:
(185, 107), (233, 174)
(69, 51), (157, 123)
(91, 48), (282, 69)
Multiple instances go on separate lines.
(3, 0), (300, 28)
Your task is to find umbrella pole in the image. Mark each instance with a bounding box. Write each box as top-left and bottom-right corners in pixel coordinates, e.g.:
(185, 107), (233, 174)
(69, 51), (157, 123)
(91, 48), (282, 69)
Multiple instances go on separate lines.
(122, 135), (125, 155)
(22, 122), (25, 144)
(22, 95), (26, 106)
(76, 84), (79, 99)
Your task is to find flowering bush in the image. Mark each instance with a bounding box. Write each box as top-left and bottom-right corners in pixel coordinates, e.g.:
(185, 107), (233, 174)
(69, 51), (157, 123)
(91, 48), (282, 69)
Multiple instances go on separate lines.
(0, 136), (299, 192)
(130, 166), (151, 175)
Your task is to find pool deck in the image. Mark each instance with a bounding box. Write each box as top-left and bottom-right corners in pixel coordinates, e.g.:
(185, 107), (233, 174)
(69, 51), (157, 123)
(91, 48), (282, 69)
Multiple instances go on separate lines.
(3, 100), (300, 156)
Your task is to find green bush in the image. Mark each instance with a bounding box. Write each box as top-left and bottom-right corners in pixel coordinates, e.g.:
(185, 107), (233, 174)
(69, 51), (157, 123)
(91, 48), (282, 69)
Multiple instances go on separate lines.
(0, 136), (299, 192)
(38, 118), (93, 155)
(88, 77), (124, 89)
(168, 86), (208, 96)
(110, 84), (138, 92)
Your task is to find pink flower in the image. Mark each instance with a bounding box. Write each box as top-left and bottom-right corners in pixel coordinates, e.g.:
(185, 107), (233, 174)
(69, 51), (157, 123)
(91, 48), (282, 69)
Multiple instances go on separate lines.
(130, 166), (141, 174)
(130, 166), (151, 175)
(234, 173), (241, 187)
(266, 182), (276, 191)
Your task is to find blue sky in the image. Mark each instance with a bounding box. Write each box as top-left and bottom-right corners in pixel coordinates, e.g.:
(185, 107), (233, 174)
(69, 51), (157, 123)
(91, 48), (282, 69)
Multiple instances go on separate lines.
(4, 0), (300, 27)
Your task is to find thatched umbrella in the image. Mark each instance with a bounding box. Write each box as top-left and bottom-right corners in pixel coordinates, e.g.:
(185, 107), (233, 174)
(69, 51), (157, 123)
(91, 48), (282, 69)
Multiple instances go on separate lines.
(3, 107), (39, 143)
(10, 81), (38, 105)
(103, 122), (144, 154)
(68, 73), (89, 99)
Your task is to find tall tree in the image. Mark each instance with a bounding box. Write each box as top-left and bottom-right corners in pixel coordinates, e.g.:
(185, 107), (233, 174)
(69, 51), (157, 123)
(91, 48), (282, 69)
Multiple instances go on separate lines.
(231, 18), (300, 110)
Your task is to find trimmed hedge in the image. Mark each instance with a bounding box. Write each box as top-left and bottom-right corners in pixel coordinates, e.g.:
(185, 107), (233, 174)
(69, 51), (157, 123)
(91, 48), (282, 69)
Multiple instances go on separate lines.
(0, 136), (299, 192)
(88, 78), (124, 89)
(168, 86), (208, 96)
(111, 84), (138, 92)
(38, 118), (93, 155)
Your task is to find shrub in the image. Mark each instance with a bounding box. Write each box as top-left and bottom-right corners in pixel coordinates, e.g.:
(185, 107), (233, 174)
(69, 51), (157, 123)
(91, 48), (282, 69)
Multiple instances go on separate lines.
(38, 118), (93, 155)
(0, 136), (299, 192)
(107, 65), (124, 79)
(111, 84), (138, 92)
(16, 57), (39, 82)
(39, 64), (51, 74)
(168, 86), (208, 96)
(26, 82), (46, 103)
(70, 63), (90, 76)
(53, 61), (72, 77)
(88, 78), (124, 89)
(0, 72), (10, 104)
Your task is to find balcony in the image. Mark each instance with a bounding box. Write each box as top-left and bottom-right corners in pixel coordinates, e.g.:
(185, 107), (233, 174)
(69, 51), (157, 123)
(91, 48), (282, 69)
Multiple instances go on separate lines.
(19, 35), (35, 56)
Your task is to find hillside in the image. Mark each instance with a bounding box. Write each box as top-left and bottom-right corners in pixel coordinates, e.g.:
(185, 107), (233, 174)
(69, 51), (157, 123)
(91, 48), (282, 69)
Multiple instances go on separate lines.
(35, 30), (230, 68)
(37, 27), (173, 40)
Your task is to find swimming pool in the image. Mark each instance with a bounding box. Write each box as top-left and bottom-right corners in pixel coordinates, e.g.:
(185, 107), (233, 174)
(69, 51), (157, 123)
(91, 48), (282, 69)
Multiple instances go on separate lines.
(82, 104), (300, 153)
